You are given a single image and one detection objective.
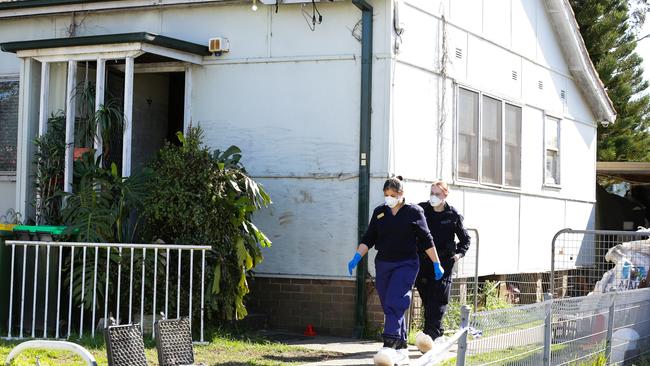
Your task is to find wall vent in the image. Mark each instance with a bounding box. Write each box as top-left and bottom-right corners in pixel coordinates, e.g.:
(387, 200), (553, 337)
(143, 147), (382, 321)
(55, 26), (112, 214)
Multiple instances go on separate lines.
(455, 48), (463, 59)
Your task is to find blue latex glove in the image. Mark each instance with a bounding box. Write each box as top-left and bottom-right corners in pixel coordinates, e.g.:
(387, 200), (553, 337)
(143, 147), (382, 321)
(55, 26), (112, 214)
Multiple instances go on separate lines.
(348, 253), (362, 275)
(433, 262), (444, 280)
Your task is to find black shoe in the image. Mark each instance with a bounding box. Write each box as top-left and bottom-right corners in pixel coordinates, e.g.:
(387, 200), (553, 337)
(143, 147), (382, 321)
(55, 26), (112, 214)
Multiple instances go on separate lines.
(396, 339), (408, 350)
(382, 337), (399, 349)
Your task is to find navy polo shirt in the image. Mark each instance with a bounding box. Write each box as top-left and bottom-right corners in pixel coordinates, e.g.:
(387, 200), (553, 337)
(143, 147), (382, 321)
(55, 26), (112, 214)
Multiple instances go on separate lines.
(417, 202), (471, 259)
(361, 202), (435, 262)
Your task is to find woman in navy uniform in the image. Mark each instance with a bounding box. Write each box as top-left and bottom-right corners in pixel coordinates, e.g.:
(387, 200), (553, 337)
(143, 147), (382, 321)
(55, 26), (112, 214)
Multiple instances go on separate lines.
(347, 177), (444, 365)
(415, 181), (470, 348)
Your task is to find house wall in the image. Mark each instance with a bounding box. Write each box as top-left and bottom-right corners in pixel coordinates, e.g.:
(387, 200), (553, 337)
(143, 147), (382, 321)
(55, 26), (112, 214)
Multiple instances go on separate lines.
(0, 0), (392, 278)
(391, 0), (597, 276)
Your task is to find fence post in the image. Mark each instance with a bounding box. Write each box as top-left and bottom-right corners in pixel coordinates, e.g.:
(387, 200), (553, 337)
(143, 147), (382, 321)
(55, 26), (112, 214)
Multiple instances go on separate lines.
(543, 293), (553, 366)
(456, 305), (471, 366)
(605, 293), (616, 365)
(472, 229), (479, 313)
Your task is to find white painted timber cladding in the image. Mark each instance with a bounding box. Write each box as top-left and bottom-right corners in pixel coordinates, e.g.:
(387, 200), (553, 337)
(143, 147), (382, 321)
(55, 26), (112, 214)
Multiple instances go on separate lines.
(393, 0), (598, 274)
(0, 1), (390, 278)
(1, 0), (602, 277)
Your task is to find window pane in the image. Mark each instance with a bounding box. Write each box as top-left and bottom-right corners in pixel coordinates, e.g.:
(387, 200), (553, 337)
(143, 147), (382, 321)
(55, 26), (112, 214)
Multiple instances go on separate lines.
(458, 88), (479, 180)
(481, 96), (502, 184)
(546, 117), (559, 150)
(546, 150), (559, 185)
(505, 104), (521, 187)
(0, 80), (19, 172)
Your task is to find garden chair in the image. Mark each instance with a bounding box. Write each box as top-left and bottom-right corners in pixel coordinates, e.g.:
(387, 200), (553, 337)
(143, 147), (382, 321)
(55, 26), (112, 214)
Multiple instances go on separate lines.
(5, 340), (97, 366)
(154, 317), (204, 366)
(104, 323), (148, 366)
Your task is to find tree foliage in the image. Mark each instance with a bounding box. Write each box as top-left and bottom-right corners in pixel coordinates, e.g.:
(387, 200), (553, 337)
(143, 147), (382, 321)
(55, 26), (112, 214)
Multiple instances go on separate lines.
(570, 0), (650, 161)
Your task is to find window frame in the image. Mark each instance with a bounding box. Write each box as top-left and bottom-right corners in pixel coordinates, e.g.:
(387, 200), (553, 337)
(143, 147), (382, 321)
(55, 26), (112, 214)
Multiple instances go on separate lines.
(454, 84), (523, 189)
(543, 114), (562, 188)
(0, 74), (20, 178)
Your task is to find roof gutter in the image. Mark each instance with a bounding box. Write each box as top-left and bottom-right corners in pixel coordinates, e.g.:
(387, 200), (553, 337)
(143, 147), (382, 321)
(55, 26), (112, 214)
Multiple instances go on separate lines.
(543, 0), (616, 125)
(352, 0), (372, 339)
(0, 0), (240, 18)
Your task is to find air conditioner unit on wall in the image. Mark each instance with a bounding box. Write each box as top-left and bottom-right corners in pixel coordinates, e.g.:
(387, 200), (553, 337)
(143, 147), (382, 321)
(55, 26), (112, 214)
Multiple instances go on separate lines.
(208, 38), (230, 54)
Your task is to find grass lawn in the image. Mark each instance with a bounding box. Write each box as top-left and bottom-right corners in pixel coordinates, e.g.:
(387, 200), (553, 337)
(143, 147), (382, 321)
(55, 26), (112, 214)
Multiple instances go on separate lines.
(0, 331), (344, 366)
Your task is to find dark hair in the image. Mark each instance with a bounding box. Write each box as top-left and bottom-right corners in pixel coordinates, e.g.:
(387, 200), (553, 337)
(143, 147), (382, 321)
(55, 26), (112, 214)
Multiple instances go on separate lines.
(383, 176), (404, 192)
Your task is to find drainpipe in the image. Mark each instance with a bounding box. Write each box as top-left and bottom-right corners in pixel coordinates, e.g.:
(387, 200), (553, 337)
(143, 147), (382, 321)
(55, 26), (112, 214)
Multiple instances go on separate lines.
(352, 0), (372, 339)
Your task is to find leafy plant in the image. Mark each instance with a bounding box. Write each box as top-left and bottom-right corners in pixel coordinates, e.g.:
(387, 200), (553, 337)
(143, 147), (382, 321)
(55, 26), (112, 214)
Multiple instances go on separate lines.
(32, 113), (66, 225)
(143, 127), (272, 320)
(72, 80), (125, 168)
(61, 153), (149, 311)
(0, 208), (22, 224)
(62, 152), (148, 243)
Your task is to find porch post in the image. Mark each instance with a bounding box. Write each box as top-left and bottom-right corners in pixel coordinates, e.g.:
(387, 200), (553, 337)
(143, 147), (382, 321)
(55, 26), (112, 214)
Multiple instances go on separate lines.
(64, 60), (76, 194)
(122, 57), (134, 177)
(94, 58), (106, 163)
(35, 61), (50, 223)
(15, 58), (37, 216)
(184, 64), (192, 134)
(38, 62), (50, 136)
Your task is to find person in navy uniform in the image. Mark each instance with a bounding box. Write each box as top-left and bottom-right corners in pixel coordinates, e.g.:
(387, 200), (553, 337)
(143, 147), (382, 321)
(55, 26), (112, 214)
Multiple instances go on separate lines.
(415, 181), (471, 345)
(347, 176), (444, 364)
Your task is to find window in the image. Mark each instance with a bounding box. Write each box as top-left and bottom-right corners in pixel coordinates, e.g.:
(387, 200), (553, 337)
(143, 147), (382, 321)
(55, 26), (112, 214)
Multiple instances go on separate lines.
(505, 104), (521, 187)
(0, 79), (19, 174)
(456, 87), (521, 187)
(481, 96), (502, 184)
(545, 116), (560, 185)
(458, 88), (479, 181)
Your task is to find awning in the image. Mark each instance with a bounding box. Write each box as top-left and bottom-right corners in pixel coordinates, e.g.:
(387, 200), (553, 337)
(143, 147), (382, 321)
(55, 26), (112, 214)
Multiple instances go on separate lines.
(0, 32), (210, 64)
(597, 162), (650, 183)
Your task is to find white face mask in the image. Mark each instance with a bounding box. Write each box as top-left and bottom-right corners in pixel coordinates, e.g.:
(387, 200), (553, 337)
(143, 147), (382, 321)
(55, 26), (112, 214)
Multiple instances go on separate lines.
(385, 196), (400, 208)
(429, 195), (443, 207)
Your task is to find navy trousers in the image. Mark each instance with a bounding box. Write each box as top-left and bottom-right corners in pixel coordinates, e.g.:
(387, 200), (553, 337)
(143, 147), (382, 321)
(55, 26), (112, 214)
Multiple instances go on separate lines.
(415, 257), (455, 339)
(375, 258), (420, 343)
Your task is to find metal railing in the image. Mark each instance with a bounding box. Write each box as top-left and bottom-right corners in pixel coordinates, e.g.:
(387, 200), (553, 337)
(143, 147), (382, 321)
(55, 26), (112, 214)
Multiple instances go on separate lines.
(551, 229), (650, 298)
(4, 240), (212, 342)
(458, 288), (650, 366)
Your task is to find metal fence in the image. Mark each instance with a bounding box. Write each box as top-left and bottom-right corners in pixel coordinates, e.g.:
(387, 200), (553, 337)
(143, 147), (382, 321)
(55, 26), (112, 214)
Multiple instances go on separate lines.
(458, 288), (650, 366)
(409, 228), (479, 330)
(4, 240), (212, 342)
(551, 229), (650, 299)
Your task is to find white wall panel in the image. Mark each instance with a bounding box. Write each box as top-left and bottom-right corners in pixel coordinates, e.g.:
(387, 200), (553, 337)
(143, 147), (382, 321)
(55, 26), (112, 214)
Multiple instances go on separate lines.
(518, 195), (565, 272)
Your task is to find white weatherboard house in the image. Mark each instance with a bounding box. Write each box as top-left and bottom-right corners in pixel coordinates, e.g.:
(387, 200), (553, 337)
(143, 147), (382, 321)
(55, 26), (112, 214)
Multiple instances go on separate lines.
(0, 0), (614, 336)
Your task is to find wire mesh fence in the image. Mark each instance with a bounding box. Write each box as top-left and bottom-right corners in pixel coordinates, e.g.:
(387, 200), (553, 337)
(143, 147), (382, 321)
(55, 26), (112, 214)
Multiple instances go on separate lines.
(459, 287), (650, 366)
(551, 229), (650, 298)
(409, 228), (479, 331)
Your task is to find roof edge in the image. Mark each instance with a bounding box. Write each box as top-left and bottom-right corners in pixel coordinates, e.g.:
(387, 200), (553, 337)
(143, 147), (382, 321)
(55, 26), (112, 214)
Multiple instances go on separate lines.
(0, 0), (115, 11)
(543, 0), (617, 124)
(0, 32), (211, 56)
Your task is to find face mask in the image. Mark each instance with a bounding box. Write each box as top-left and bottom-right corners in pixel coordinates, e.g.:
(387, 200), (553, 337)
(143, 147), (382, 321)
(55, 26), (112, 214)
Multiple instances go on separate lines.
(430, 195), (443, 207)
(385, 196), (400, 208)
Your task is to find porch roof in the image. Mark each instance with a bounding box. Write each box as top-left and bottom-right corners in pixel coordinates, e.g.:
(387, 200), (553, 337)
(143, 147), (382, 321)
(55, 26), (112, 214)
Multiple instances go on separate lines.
(596, 162), (650, 183)
(0, 32), (211, 57)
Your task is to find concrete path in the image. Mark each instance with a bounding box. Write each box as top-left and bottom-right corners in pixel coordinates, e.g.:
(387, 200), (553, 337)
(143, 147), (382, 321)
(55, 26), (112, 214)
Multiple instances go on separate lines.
(260, 331), (456, 365)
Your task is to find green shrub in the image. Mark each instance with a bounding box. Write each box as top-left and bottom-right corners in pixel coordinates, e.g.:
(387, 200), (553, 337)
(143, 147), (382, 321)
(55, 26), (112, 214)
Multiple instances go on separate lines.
(143, 127), (271, 320)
